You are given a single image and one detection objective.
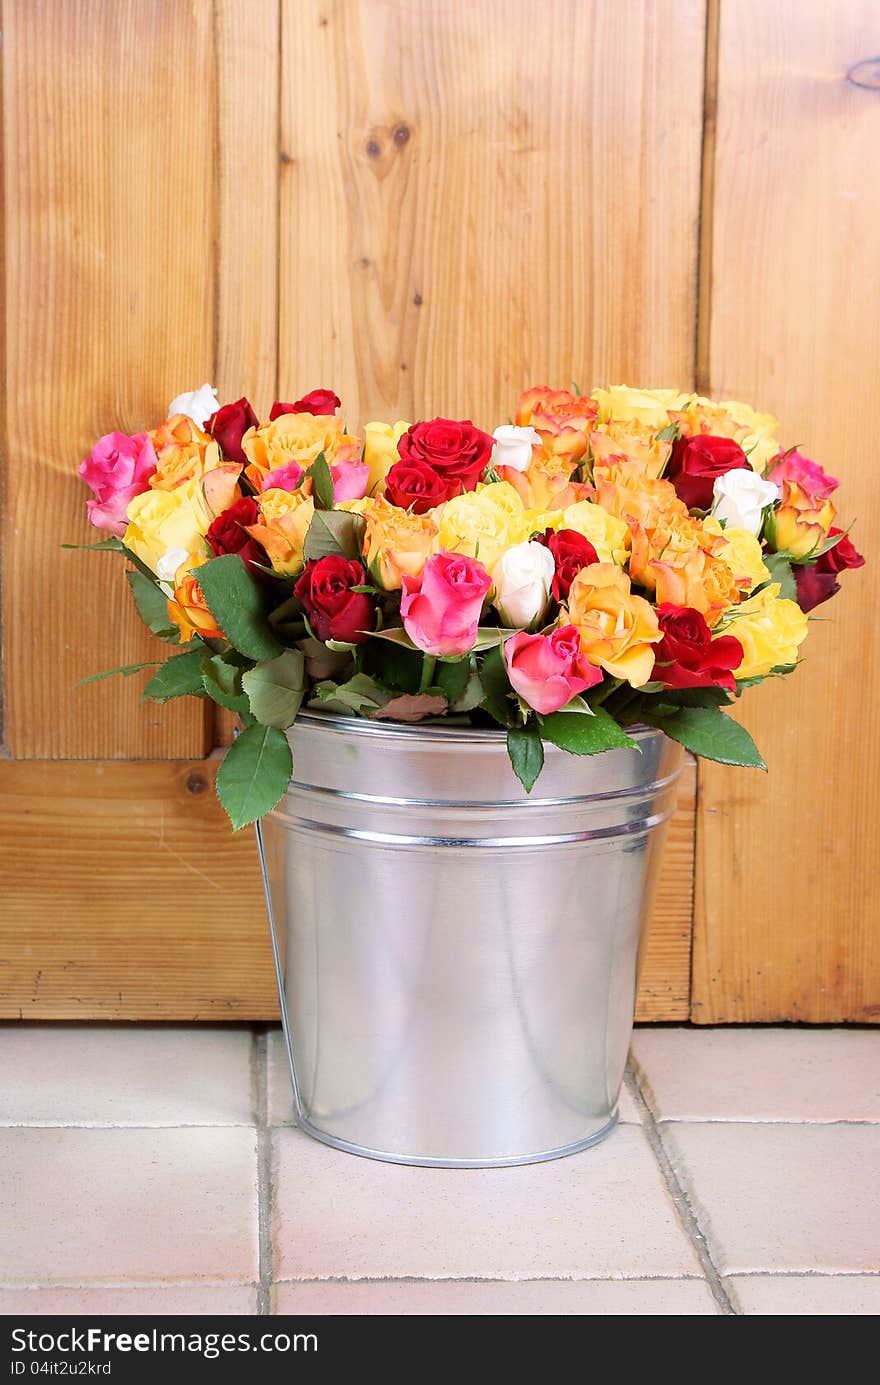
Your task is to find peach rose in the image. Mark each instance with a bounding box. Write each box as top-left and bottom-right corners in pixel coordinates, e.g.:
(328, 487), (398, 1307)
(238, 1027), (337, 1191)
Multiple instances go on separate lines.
(770, 480), (836, 559)
(651, 546), (741, 628)
(498, 454), (592, 512)
(563, 562), (662, 686)
(148, 414), (223, 490)
(244, 487), (315, 576)
(594, 461), (687, 532)
(515, 386), (597, 464)
(361, 496), (440, 591)
(242, 412), (361, 490)
(589, 419), (673, 479)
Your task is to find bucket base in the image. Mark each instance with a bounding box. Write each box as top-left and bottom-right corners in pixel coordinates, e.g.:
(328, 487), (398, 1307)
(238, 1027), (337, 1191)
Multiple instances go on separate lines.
(292, 1110), (620, 1169)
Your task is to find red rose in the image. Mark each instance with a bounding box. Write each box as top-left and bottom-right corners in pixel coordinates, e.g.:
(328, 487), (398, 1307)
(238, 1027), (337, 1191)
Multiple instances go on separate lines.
(654, 603), (743, 690)
(270, 389), (341, 420)
(397, 418), (493, 495)
(666, 435), (750, 511)
(794, 527), (865, 612)
(384, 459), (450, 514)
(293, 556), (375, 644)
(535, 528), (599, 601)
(206, 496), (270, 582)
(206, 397), (258, 465)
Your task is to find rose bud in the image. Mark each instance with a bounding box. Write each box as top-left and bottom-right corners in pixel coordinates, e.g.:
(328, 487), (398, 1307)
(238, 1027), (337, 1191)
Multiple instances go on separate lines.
(535, 527), (599, 601)
(206, 496), (271, 582)
(270, 389), (341, 419)
(400, 551), (492, 656)
(667, 434), (751, 511)
(492, 541), (555, 629)
(293, 555), (376, 644)
(504, 625), (603, 715)
(206, 397), (259, 465)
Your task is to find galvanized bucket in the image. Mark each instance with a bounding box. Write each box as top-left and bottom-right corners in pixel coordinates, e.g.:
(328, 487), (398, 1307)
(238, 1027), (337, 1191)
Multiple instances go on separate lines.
(257, 711), (683, 1168)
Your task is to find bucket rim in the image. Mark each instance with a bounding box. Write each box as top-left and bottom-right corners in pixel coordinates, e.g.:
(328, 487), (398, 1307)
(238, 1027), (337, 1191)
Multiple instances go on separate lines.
(294, 707), (661, 747)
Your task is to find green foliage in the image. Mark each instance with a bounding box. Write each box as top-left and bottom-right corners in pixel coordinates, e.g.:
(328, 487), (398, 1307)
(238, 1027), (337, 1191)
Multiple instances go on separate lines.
(76, 660), (161, 687)
(126, 570), (179, 642)
(195, 554), (283, 660)
(215, 723), (293, 831)
(761, 550), (797, 601)
(644, 705), (766, 768)
(540, 707), (638, 755)
(142, 650), (207, 704)
(309, 452), (335, 510)
(242, 650), (307, 729)
(303, 509), (366, 562)
(433, 657), (472, 703)
(312, 673), (392, 715)
(201, 654), (251, 716)
(479, 643), (514, 726)
(506, 726), (545, 793)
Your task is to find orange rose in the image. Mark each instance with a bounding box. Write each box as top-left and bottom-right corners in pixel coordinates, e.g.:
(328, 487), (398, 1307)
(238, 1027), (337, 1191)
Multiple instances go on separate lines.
(167, 554), (223, 642)
(242, 412), (361, 490)
(244, 487), (315, 576)
(594, 461), (686, 532)
(563, 562), (662, 686)
(149, 414), (222, 490)
(589, 419), (673, 479)
(499, 454), (592, 512)
(771, 480), (836, 559)
(652, 547), (741, 627)
(361, 496), (440, 591)
(515, 386), (597, 465)
(628, 512), (709, 591)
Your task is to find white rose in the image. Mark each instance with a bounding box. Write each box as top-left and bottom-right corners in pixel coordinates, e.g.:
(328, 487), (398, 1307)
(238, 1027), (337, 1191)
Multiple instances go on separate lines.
(711, 469), (779, 535)
(156, 545), (190, 596)
(490, 424), (541, 473)
(167, 383), (220, 428)
(492, 540), (555, 629)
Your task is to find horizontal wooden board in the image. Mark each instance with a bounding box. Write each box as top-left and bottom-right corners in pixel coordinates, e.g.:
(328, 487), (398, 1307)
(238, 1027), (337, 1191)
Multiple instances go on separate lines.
(0, 756), (694, 1021)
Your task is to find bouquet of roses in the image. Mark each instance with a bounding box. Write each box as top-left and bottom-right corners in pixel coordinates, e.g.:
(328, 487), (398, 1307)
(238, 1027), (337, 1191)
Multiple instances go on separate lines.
(74, 382), (863, 828)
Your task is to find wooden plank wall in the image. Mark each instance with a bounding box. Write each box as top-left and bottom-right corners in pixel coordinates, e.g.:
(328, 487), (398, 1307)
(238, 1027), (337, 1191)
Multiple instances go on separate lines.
(692, 0), (880, 1021)
(7, 0), (876, 1025)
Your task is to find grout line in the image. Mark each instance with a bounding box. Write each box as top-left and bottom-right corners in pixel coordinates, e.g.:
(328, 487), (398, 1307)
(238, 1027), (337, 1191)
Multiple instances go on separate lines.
(624, 1065), (736, 1316)
(252, 1028), (274, 1316)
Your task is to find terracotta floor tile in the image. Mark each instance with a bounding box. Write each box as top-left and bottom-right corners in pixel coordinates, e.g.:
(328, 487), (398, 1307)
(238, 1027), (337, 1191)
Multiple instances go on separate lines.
(0, 1285), (257, 1315)
(274, 1277), (717, 1315)
(665, 1122), (880, 1274)
(631, 1028), (880, 1123)
(726, 1274), (880, 1315)
(266, 1027), (642, 1126)
(0, 1128), (258, 1284)
(0, 1025), (254, 1127)
(272, 1124), (698, 1281)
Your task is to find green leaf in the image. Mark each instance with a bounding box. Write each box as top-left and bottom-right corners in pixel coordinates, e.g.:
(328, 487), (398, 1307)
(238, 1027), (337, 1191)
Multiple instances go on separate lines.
(215, 723), (293, 830)
(655, 687), (734, 709)
(541, 707), (638, 756)
(310, 452), (335, 510)
(62, 536), (157, 581)
(142, 650), (207, 703)
(303, 509), (366, 562)
(202, 654), (251, 715)
(312, 672), (391, 715)
(75, 660), (160, 687)
(479, 643), (514, 726)
(762, 550), (797, 601)
(360, 637), (422, 694)
(655, 422), (681, 442)
(648, 706), (766, 769)
(125, 570), (179, 642)
(506, 727), (545, 793)
(195, 554), (283, 660)
(434, 657), (472, 703)
(242, 650), (307, 729)
(450, 669), (485, 713)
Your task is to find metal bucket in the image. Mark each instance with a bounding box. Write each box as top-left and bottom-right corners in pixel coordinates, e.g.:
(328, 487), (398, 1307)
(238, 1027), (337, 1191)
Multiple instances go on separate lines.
(257, 711), (683, 1168)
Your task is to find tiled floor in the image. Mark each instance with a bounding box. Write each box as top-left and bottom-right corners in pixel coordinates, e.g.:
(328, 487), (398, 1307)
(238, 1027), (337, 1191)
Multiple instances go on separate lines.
(0, 1024), (877, 1316)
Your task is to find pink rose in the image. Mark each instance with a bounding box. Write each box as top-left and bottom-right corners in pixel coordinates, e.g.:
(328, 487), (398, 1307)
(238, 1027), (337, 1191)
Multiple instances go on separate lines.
(79, 431), (158, 534)
(400, 550), (491, 656)
(768, 448), (838, 499)
(504, 625), (603, 714)
(261, 461), (305, 492)
(331, 458), (370, 503)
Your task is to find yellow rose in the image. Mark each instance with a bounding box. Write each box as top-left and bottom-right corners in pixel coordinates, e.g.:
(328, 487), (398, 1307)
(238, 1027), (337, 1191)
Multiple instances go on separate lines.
(591, 386), (691, 427)
(124, 479), (212, 573)
(363, 420), (410, 494)
(717, 398), (780, 474)
(564, 563), (662, 686)
(361, 495), (440, 590)
(242, 413), (361, 488)
(560, 501), (630, 564)
(704, 520), (771, 592)
(771, 480), (835, 559)
(244, 487), (315, 575)
(725, 583), (809, 679)
(438, 483), (525, 571)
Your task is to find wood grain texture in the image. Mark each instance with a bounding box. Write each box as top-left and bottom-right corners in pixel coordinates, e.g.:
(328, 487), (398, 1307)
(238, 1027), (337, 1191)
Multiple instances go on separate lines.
(0, 756), (694, 1021)
(212, 0), (281, 748)
(1, 0), (215, 759)
(692, 0), (880, 1022)
(278, 0), (706, 429)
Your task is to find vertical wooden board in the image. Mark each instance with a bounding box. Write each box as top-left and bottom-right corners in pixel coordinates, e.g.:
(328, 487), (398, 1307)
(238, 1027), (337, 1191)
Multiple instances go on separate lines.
(635, 759), (695, 1022)
(278, 0), (706, 429)
(1, 0), (216, 758)
(694, 0), (880, 1021)
(213, 0), (281, 747)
